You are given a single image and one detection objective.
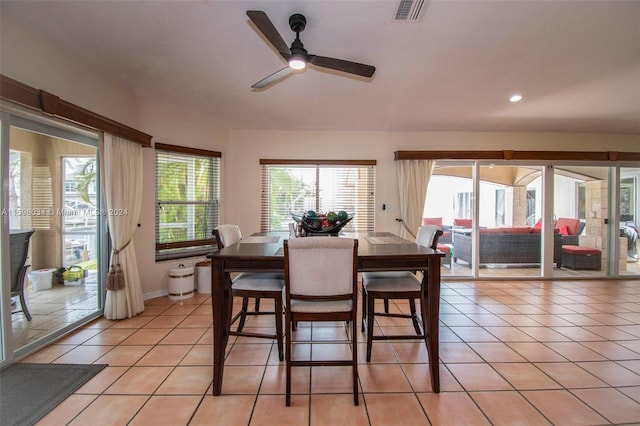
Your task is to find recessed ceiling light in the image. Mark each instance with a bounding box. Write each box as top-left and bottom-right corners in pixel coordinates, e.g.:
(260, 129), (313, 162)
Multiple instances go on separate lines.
(509, 94), (524, 103)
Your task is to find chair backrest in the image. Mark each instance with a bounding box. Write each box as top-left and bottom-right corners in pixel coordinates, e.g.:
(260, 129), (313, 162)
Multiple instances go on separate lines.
(10, 229), (35, 292)
(454, 218), (472, 228)
(213, 224), (242, 249)
(284, 237), (358, 297)
(416, 225), (443, 250)
(422, 217), (443, 227)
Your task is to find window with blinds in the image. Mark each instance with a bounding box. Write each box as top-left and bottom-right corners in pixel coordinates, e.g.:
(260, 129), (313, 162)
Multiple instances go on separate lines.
(260, 160), (376, 232)
(156, 143), (220, 260)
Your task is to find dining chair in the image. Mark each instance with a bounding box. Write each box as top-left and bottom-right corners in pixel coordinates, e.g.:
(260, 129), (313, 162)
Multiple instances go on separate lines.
(213, 224), (285, 361)
(283, 237), (359, 406)
(10, 229), (36, 321)
(361, 225), (442, 362)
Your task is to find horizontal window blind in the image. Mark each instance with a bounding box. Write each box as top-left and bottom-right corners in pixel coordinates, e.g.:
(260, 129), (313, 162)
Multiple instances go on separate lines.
(260, 160), (376, 232)
(155, 144), (220, 258)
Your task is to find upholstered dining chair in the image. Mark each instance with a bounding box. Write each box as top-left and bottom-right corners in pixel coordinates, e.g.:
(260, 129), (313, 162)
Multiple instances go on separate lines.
(283, 237), (359, 406)
(361, 225), (442, 362)
(213, 224), (285, 361)
(10, 229), (36, 321)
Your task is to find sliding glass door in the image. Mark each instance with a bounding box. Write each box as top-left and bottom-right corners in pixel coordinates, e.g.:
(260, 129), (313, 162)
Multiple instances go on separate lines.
(424, 165), (474, 278)
(426, 160), (637, 280)
(477, 164), (545, 278)
(552, 166), (609, 278)
(1, 112), (106, 364)
(619, 167), (640, 276)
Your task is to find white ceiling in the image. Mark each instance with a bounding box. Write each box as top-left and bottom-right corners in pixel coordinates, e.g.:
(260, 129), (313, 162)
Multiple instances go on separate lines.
(3, 0), (640, 134)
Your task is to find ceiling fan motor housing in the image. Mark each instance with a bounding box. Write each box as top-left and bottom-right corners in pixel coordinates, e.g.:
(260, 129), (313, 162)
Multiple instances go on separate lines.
(289, 14), (306, 33)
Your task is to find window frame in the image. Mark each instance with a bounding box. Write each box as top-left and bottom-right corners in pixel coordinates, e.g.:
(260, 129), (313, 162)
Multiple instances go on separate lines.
(155, 143), (221, 261)
(259, 159), (376, 232)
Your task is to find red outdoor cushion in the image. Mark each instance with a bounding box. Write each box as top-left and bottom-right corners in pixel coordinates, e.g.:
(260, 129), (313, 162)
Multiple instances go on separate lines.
(555, 218), (580, 235)
(436, 244), (450, 253)
(479, 227), (503, 234)
(562, 245), (600, 255)
(558, 225), (570, 236)
(422, 217), (443, 227)
(480, 227), (531, 234)
(454, 218), (472, 228)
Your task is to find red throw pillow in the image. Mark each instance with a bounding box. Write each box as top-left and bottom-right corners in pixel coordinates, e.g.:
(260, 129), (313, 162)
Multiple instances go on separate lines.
(533, 219), (542, 230)
(559, 225), (569, 236)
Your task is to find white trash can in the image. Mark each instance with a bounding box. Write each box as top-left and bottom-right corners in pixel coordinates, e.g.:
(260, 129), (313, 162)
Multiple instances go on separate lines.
(196, 260), (211, 294)
(28, 268), (58, 291)
(168, 264), (194, 301)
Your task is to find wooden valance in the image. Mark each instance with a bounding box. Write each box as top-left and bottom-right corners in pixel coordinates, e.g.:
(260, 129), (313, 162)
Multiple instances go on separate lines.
(155, 143), (221, 157)
(395, 150), (640, 162)
(0, 75), (152, 147)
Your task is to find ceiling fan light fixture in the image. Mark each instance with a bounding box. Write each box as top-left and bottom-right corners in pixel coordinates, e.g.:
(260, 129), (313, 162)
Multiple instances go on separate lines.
(288, 55), (306, 70)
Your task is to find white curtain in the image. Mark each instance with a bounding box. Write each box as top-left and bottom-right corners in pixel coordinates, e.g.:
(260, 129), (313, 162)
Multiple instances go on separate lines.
(100, 133), (144, 319)
(396, 160), (435, 240)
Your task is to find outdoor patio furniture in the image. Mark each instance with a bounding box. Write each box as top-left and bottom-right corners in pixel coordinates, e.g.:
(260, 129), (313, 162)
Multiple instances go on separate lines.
(452, 227), (562, 267)
(561, 245), (601, 270)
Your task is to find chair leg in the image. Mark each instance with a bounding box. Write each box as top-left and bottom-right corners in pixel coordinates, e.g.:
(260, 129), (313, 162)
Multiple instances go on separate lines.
(361, 285), (367, 332)
(285, 313), (292, 406)
(275, 295), (284, 362)
(19, 266), (32, 321)
(351, 316), (359, 406)
(236, 297), (250, 332)
(254, 297), (261, 312)
(409, 299), (422, 335)
(383, 298), (390, 314)
(366, 291), (375, 362)
(19, 290), (32, 321)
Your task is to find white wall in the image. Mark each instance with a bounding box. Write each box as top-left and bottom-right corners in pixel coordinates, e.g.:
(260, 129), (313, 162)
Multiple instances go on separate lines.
(135, 100), (229, 297)
(3, 12), (640, 299)
(0, 13), (140, 132)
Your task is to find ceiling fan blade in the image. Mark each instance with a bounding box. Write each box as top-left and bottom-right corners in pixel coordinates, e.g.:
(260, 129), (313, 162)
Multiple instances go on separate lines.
(251, 67), (294, 89)
(309, 56), (376, 78)
(247, 10), (291, 57)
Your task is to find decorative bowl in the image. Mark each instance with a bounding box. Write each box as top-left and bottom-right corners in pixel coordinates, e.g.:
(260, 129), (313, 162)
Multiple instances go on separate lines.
(291, 211), (354, 235)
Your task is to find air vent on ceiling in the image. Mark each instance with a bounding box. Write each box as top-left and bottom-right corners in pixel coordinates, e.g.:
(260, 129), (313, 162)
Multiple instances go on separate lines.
(394, 0), (428, 22)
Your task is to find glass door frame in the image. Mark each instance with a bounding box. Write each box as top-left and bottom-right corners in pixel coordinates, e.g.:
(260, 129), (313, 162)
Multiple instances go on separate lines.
(0, 109), (107, 365)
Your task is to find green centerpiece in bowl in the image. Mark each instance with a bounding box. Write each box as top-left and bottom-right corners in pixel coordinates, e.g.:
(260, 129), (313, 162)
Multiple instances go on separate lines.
(291, 210), (354, 235)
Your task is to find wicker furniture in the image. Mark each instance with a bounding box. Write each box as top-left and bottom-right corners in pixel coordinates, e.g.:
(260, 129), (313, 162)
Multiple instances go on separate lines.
(452, 227), (563, 266)
(561, 245), (601, 270)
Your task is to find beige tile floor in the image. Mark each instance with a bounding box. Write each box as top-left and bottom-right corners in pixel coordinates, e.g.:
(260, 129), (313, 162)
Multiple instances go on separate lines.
(12, 276), (99, 349)
(21, 279), (640, 425)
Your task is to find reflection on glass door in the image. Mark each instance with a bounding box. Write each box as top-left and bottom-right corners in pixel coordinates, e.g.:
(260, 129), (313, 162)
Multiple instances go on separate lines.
(62, 157), (97, 275)
(3, 121), (103, 359)
(619, 167), (640, 276)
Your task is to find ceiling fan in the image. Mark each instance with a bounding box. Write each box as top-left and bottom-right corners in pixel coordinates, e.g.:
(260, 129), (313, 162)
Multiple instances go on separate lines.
(246, 10), (376, 89)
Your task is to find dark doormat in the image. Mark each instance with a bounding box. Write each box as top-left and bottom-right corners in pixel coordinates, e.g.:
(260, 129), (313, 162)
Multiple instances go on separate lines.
(0, 363), (107, 426)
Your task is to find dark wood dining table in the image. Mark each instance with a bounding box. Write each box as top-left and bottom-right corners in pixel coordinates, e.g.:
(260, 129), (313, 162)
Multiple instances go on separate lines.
(207, 231), (443, 395)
